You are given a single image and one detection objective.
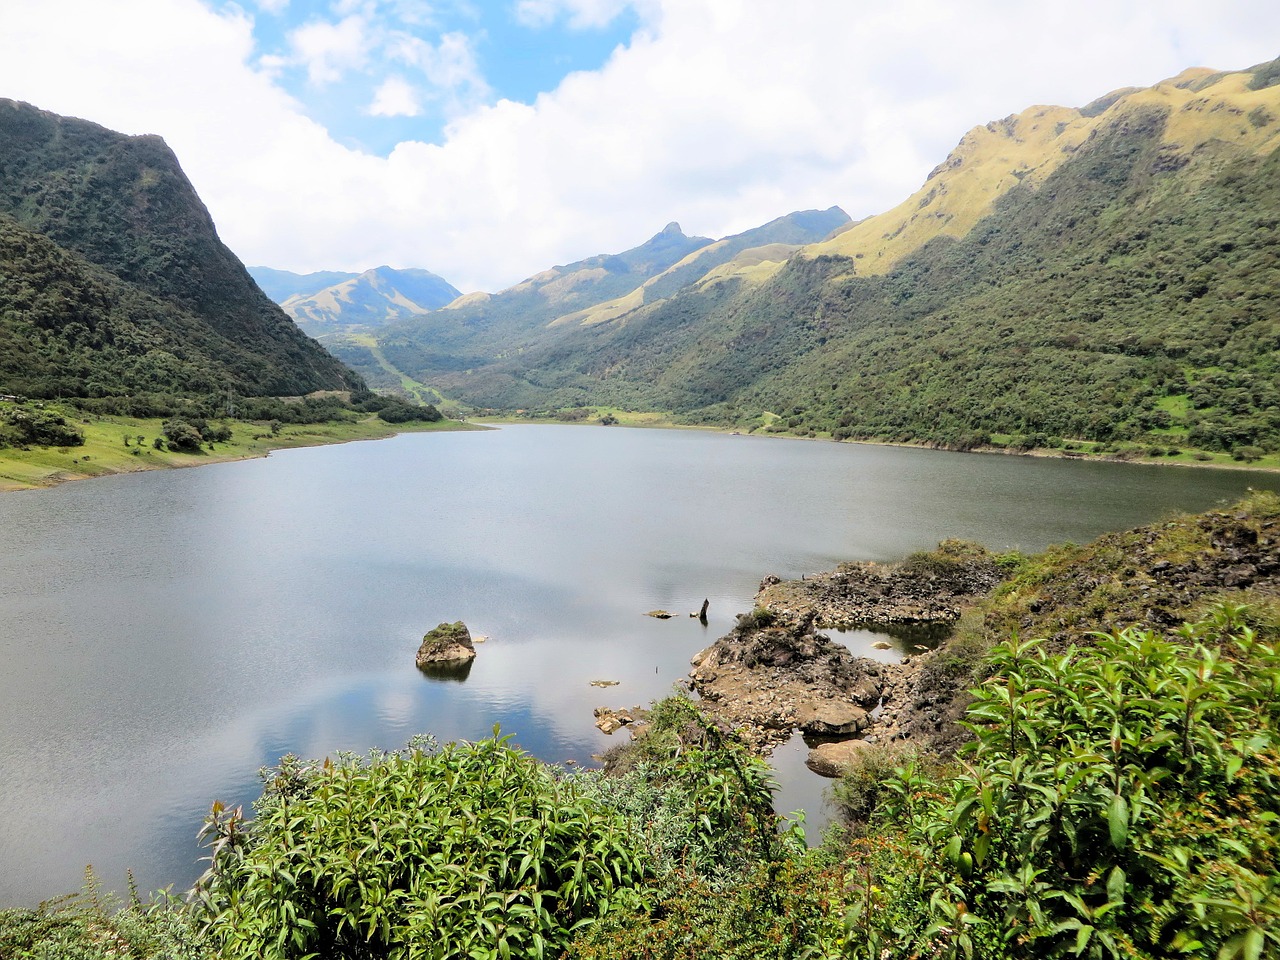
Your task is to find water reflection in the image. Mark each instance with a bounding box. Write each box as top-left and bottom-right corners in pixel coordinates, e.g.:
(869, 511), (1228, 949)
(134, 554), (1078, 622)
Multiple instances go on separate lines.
(831, 621), (951, 662)
(416, 660), (475, 682)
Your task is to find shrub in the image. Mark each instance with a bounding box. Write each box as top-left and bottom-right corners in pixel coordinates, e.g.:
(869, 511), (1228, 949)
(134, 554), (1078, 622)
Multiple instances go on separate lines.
(579, 694), (796, 879)
(161, 418), (205, 452)
(0, 867), (209, 959)
(0, 405), (85, 447)
(196, 732), (646, 960)
(376, 400), (442, 424)
(735, 606), (777, 631)
(848, 605), (1280, 960)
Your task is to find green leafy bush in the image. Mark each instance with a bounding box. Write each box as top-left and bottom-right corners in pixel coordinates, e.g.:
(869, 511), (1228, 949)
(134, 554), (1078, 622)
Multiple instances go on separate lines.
(580, 694), (797, 879)
(845, 604), (1280, 960)
(570, 853), (841, 960)
(570, 694), (832, 958)
(195, 731), (646, 960)
(0, 404), (84, 447)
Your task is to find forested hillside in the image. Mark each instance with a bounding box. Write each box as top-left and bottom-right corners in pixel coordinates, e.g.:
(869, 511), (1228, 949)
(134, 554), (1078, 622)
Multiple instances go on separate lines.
(392, 60), (1280, 458)
(0, 99), (360, 399)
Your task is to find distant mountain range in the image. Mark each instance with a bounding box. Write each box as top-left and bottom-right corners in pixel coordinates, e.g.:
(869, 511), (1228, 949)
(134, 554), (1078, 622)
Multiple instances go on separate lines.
(248, 265), (461, 334)
(0, 98), (359, 399)
(326, 207), (850, 389)
(351, 57), (1280, 456)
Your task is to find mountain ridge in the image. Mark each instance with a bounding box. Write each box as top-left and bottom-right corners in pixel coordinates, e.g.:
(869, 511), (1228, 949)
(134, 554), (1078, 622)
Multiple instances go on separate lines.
(338, 209), (850, 388)
(247, 266), (360, 304)
(394, 56), (1280, 460)
(0, 98), (360, 398)
(279, 266), (461, 334)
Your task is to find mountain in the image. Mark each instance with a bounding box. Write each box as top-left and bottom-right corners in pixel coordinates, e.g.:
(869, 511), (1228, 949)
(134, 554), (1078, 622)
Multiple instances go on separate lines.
(341, 210), (848, 387)
(279, 266), (461, 335)
(0, 99), (361, 399)
(247, 266), (360, 304)
(403, 59), (1280, 456)
(545, 206), (850, 328)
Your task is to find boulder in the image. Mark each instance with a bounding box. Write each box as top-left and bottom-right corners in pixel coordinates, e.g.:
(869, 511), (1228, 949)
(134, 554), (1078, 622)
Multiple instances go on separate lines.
(806, 738), (872, 777)
(594, 705), (643, 735)
(794, 700), (868, 736)
(416, 621), (477, 668)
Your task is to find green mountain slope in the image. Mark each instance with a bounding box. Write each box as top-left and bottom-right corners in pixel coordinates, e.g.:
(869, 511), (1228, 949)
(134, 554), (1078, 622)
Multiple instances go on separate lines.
(365, 221), (715, 376)
(281, 266), (461, 334)
(0, 99), (360, 398)
(419, 59), (1280, 456)
(357, 210), (848, 387)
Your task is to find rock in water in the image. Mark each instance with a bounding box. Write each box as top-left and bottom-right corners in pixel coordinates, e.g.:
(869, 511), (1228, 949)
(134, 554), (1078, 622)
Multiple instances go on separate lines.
(806, 738), (872, 777)
(416, 621), (477, 667)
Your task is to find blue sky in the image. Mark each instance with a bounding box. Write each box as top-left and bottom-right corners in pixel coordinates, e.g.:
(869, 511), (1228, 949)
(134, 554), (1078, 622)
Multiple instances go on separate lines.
(4, 1), (1280, 292)
(246, 1), (641, 154)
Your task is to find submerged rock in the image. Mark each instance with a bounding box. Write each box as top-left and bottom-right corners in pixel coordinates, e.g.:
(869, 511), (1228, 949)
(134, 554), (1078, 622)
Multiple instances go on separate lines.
(416, 621), (477, 668)
(806, 738), (872, 777)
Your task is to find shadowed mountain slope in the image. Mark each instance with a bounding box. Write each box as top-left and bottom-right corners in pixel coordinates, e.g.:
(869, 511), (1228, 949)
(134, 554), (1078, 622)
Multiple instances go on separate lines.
(0, 99), (360, 398)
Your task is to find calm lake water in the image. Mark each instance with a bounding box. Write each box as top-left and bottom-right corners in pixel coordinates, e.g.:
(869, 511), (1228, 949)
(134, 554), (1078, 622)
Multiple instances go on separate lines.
(1, 424), (1276, 904)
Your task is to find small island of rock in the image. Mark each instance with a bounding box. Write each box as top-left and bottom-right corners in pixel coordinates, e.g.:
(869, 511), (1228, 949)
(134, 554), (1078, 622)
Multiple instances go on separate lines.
(416, 621), (477, 668)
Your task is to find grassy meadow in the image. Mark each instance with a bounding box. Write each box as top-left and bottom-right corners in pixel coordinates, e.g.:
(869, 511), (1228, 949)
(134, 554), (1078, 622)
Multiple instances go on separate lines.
(0, 409), (481, 493)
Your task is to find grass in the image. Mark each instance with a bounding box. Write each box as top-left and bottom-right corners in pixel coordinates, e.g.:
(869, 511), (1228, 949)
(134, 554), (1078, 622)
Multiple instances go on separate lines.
(343, 333), (446, 406)
(0, 410), (482, 492)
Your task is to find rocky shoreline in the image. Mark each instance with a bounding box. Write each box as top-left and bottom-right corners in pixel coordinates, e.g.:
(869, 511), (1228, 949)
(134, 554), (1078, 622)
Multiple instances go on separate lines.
(593, 494), (1280, 779)
(679, 541), (1005, 769)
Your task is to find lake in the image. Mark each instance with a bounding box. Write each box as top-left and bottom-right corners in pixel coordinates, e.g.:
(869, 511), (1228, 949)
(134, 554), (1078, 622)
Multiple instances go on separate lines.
(1, 424), (1275, 905)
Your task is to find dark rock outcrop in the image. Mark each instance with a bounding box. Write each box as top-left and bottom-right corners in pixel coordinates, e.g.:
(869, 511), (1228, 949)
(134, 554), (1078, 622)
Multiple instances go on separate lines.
(756, 539), (1002, 628)
(688, 541), (1002, 750)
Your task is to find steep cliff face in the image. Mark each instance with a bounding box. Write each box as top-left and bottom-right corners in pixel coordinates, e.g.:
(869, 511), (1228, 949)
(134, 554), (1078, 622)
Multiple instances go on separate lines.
(0, 98), (360, 397)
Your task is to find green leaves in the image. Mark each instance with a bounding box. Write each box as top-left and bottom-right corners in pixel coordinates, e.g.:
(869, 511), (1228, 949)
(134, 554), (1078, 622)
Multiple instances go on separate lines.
(856, 605), (1280, 960)
(195, 733), (647, 960)
(1105, 793), (1129, 850)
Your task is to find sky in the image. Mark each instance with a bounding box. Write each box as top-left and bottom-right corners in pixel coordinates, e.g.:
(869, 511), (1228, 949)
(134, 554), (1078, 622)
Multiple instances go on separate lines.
(1, 1), (1278, 294)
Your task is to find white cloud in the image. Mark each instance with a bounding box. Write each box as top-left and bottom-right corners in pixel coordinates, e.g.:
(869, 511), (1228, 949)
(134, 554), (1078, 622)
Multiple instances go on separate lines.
(288, 13), (371, 85)
(515, 0), (637, 29)
(1, 0), (1279, 293)
(369, 76), (421, 116)
(390, 29), (490, 107)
